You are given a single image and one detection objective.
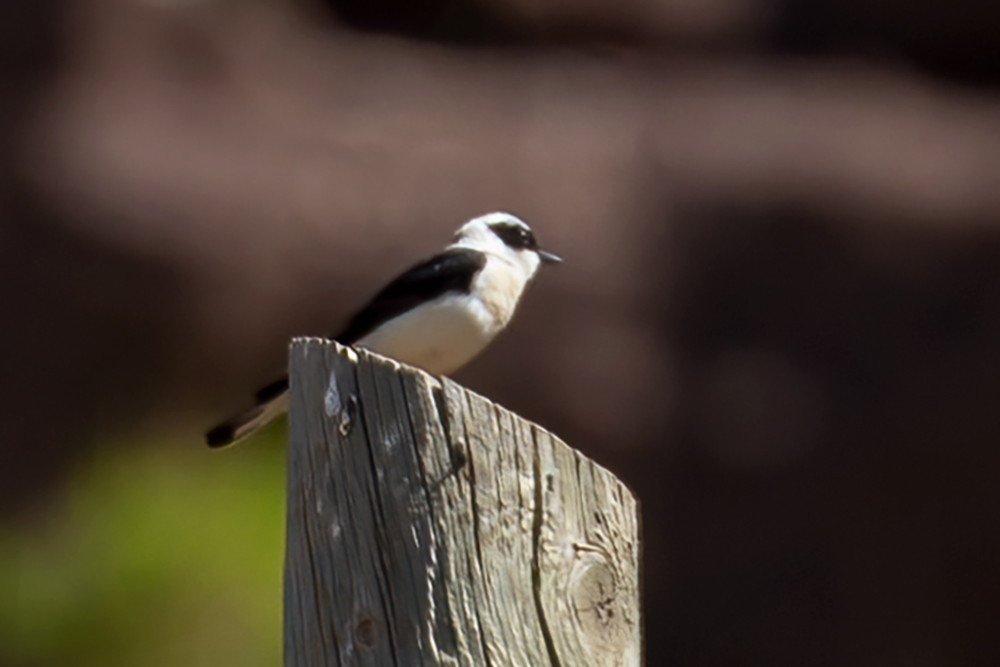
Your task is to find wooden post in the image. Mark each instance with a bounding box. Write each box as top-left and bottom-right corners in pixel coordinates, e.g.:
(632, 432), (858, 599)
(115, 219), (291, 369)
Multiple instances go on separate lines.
(284, 337), (642, 666)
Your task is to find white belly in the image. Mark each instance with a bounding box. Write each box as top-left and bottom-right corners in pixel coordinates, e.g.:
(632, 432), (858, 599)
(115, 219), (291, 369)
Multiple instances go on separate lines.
(356, 294), (498, 376)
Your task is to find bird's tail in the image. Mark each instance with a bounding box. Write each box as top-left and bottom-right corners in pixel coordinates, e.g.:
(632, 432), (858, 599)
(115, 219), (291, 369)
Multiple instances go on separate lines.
(206, 377), (289, 449)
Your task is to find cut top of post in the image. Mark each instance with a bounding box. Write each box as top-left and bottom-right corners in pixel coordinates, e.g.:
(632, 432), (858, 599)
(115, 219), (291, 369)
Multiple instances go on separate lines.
(284, 337), (641, 667)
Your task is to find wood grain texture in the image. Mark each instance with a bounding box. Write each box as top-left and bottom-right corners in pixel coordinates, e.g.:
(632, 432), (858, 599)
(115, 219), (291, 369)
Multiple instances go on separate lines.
(284, 337), (641, 667)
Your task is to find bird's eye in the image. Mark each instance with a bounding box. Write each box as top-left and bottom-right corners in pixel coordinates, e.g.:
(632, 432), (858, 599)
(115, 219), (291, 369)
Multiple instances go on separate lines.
(490, 223), (537, 251)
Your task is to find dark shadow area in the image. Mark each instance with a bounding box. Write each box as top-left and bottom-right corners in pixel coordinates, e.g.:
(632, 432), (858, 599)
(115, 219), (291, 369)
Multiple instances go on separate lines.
(771, 0), (1000, 85)
(630, 204), (1000, 666)
(0, 194), (190, 515)
(318, 0), (517, 44)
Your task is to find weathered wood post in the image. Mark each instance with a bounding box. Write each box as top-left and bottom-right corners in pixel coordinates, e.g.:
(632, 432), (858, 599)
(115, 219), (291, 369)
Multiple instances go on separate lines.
(284, 337), (642, 666)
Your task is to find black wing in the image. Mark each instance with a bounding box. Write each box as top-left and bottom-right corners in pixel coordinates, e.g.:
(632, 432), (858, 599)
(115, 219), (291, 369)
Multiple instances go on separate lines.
(334, 248), (487, 344)
(226, 248), (485, 428)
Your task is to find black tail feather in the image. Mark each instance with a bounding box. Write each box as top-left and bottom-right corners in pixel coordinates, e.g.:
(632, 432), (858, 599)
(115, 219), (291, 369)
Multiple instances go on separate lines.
(207, 376), (292, 449)
(205, 403), (268, 448)
(206, 423), (237, 448)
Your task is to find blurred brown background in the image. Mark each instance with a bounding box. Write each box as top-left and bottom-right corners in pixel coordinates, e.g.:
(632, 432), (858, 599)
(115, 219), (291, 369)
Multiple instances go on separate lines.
(2, 0), (1000, 664)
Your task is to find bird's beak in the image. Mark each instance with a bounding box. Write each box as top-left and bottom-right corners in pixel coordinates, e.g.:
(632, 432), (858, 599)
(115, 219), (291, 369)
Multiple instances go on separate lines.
(538, 249), (562, 265)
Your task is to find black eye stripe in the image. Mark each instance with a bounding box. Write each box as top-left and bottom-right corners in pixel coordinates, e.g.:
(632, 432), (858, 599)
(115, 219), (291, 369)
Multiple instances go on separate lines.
(490, 223), (538, 250)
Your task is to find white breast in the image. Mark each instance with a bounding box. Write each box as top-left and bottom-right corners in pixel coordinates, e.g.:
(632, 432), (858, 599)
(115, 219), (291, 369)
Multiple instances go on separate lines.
(356, 292), (497, 376)
(356, 254), (534, 376)
(470, 255), (527, 330)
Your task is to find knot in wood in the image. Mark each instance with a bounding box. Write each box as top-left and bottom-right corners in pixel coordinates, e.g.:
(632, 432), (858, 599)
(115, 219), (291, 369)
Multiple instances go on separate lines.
(353, 614), (377, 650)
(569, 548), (628, 659)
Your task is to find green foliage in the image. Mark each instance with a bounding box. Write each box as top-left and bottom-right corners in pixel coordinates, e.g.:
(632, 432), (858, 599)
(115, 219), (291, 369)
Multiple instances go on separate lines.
(0, 425), (287, 667)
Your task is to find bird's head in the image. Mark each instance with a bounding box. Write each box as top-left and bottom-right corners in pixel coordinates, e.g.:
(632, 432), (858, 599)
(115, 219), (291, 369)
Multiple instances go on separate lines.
(450, 212), (562, 277)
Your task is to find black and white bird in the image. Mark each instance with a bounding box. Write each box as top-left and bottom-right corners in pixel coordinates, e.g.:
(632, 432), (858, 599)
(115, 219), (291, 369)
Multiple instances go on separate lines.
(205, 212), (561, 448)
